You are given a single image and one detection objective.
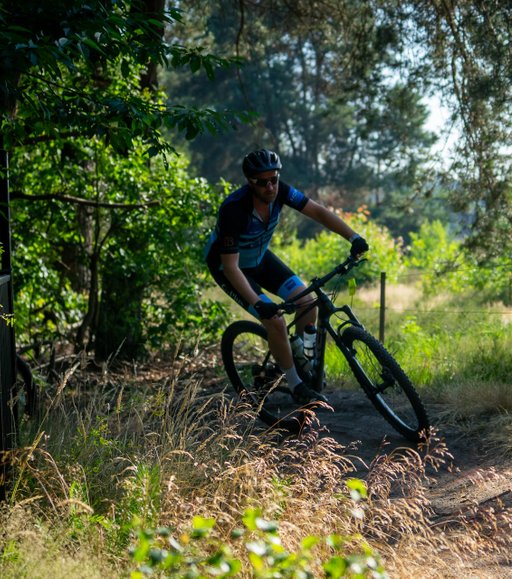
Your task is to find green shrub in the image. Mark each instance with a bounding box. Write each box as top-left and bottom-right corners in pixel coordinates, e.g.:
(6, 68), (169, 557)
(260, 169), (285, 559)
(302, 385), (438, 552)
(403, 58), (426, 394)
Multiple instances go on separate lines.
(10, 140), (228, 354)
(129, 503), (388, 578)
(404, 220), (512, 302)
(274, 206), (404, 286)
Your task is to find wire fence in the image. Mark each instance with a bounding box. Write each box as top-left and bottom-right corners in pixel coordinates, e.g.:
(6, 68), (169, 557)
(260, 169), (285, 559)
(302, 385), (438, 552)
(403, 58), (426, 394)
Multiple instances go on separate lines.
(356, 264), (512, 343)
(393, 261), (512, 281)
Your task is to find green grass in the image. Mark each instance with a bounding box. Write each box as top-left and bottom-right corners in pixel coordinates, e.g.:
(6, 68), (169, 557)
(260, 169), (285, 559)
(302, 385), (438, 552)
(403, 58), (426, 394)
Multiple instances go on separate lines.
(331, 284), (512, 403)
(212, 277), (512, 423)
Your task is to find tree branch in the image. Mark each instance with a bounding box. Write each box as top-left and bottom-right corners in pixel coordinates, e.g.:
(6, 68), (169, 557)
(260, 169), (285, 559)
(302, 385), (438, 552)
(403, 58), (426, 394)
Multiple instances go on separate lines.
(10, 191), (160, 210)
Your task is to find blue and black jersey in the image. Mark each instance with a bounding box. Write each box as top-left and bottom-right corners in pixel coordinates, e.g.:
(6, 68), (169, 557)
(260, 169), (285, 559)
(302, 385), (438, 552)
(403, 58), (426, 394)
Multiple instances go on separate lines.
(205, 181), (309, 270)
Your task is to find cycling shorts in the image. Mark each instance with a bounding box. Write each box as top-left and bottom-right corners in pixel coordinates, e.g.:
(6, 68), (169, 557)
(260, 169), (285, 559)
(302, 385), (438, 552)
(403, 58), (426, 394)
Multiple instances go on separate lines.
(207, 250), (305, 319)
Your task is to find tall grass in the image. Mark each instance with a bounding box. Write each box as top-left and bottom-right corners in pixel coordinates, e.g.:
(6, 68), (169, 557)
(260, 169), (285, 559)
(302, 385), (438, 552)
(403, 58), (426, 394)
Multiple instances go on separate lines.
(2, 346), (511, 577)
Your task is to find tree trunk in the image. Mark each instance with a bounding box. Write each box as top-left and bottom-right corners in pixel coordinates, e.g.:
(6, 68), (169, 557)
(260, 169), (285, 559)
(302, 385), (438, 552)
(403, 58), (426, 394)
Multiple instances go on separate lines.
(95, 270), (146, 361)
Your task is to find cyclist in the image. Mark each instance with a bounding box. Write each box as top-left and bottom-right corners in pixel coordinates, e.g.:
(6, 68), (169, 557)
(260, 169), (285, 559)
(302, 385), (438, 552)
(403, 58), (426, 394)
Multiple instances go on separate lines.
(205, 148), (369, 404)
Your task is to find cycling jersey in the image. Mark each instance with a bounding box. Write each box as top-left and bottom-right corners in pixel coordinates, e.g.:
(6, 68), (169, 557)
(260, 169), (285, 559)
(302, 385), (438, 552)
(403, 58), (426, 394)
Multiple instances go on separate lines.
(205, 181), (309, 270)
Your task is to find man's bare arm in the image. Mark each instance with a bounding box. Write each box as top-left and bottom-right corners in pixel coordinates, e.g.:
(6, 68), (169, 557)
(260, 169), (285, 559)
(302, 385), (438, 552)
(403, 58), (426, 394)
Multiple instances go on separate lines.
(220, 253), (261, 305)
(301, 199), (357, 240)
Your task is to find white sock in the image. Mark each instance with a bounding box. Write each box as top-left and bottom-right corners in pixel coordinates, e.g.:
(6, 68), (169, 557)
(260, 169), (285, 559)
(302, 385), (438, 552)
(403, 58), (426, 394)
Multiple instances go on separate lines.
(283, 366), (301, 389)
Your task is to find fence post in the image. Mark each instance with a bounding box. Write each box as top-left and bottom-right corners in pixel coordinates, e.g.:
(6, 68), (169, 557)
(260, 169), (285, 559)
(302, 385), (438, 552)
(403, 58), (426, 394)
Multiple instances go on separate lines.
(379, 271), (386, 344)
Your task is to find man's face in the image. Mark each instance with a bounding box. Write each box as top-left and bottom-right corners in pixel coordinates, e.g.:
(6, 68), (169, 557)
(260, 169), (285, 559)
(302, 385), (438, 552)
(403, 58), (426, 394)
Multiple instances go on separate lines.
(248, 171), (279, 204)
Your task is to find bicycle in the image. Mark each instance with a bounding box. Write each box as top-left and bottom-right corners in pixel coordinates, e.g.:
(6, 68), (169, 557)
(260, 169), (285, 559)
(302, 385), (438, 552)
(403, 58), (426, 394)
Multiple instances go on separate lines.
(221, 255), (430, 443)
(13, 354), (38, 426)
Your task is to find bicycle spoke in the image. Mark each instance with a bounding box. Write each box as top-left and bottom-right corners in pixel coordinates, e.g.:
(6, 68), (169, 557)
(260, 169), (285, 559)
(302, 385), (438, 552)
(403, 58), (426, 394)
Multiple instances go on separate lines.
(342, 326), (429, 442)
(361, 345), (416, 420)
(226, 322), (296, 416)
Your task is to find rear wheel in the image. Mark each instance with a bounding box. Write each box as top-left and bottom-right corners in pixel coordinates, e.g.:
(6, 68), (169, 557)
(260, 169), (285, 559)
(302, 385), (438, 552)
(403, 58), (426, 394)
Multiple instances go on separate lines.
(341, 326), (430, 442)
(12, 355), (39, 444)
(221, 321), (306, 433)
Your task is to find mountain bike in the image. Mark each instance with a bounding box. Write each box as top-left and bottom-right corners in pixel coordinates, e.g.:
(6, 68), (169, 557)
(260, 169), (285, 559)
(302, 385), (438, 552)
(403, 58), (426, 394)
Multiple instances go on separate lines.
(221, 256), (430, 443)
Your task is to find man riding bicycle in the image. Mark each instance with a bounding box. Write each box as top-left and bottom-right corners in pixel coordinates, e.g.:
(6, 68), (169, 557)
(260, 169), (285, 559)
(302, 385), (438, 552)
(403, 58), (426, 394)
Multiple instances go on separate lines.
(205, 148), (369, 404)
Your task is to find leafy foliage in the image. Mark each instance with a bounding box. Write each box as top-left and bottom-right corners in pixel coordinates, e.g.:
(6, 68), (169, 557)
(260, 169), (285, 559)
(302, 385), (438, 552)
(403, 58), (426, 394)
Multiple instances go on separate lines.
(384, 0), (512, 253)
(129, 507), (387, 578)
(405, 220), (512, 302)
(1, 0), (245, 357)
(0, 0), (248, 155)
(274, 206), (404, 285)
(164, 1), (438, 234)
(3, 0), (512, 361)
(10, 139), (228, 354)
(165, 0), (512, 253)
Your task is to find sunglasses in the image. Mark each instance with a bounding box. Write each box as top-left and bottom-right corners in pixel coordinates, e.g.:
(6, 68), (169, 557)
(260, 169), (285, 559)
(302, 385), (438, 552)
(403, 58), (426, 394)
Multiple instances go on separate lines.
(249, 175), (279, 187)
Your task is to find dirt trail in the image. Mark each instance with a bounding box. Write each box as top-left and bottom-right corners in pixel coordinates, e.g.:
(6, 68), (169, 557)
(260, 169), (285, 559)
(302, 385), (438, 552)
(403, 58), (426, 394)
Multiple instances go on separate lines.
(207, 369), (512, 519)
(316, 389), (512, 526)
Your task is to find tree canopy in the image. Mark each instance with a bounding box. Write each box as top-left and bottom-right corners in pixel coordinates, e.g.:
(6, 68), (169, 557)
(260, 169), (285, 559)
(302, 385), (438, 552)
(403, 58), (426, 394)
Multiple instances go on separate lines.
(167, 0), (512, 252)
(1, 0), (243, 357)
(0, 0), (249, 155)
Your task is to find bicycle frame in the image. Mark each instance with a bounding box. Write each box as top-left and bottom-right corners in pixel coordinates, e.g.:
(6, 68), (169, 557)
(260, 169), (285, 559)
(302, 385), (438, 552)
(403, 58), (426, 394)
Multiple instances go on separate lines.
(280, 257), (366, 390)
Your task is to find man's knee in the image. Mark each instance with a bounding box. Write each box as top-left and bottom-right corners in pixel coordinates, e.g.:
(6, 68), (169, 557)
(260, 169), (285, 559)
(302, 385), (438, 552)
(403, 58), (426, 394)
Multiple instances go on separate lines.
(296, 296), (315, 309)
(261, 315), (287, 335)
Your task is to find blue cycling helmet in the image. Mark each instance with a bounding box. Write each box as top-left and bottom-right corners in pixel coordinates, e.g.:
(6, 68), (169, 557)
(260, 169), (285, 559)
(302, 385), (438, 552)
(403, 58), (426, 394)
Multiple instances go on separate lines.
(242, 149), (282, 178)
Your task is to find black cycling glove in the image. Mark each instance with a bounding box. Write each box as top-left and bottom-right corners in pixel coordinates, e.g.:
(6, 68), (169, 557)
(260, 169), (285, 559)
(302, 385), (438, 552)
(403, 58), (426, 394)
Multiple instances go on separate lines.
(254, 300), (280, 320)
(350, 235), (369, 257)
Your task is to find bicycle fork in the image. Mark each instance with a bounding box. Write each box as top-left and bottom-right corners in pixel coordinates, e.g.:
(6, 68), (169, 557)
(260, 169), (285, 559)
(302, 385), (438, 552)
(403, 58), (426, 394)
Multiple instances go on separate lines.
(310, 303), (364, 391)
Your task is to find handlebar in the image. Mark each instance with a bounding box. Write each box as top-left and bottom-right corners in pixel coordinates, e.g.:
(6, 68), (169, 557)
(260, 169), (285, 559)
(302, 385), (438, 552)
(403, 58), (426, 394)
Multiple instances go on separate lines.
(278, 255), (366, 313)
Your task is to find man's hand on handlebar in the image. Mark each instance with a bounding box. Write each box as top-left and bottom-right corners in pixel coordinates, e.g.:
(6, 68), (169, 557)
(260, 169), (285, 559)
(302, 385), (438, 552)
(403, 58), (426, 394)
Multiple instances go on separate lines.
(254, 300), (281, 319)
(350, 235), (369, 258)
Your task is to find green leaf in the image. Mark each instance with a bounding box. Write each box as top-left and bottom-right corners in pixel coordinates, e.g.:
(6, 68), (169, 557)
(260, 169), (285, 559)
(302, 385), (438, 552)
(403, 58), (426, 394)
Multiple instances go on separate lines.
(81, 37), (106, 56)
(203, 59), (215, 80)
(230, 528), (245, 539)
(301, 536), (319, 551)
(248, 551), (265, 572)
(323, 555), (348, 578)
(189, 54), (201, 73)
(346, 478), (367, 501)
(190, 515), (215, 538)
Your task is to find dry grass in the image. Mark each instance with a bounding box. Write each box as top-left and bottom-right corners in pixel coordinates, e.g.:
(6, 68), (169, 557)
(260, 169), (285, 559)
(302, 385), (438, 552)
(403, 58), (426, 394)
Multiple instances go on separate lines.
(358, 283), (423, 312)
(362, 438), (512, 577)
(440, 379), (512, 416)
(1, 350), (511, 577)
(0, 503), (120, 578)
(483, 412), (512, 458)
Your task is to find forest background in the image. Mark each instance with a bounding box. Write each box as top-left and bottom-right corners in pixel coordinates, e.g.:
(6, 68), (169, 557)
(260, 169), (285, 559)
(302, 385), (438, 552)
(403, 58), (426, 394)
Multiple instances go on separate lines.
(1, 1), (512, 577)
(2, 0), (511, 359)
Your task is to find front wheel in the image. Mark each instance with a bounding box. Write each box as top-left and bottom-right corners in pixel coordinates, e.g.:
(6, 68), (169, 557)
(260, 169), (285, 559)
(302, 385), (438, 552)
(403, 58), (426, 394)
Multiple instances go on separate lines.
(341, 326), (430, 442)
(221, 321), (306, 433)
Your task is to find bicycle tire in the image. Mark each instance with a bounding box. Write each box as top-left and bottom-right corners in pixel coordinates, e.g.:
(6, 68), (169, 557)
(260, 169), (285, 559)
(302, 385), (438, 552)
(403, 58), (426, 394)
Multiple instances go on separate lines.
(341, 326), (430, 442)
(221, 320), (305, 433)
(14, 355), (38, 421)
